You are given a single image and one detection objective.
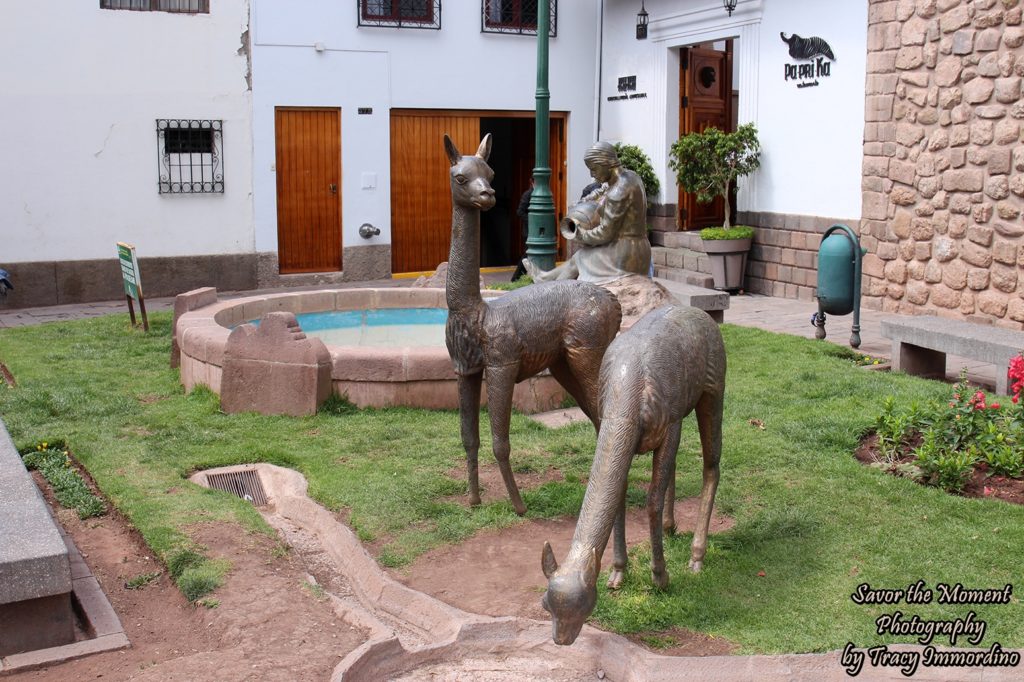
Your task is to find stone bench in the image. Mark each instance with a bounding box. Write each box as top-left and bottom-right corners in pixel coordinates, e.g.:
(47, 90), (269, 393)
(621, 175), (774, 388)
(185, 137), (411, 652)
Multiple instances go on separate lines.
(0, 420), (75, 656)
(881, 315), (1024, 395)
(654, 278), (730, 323)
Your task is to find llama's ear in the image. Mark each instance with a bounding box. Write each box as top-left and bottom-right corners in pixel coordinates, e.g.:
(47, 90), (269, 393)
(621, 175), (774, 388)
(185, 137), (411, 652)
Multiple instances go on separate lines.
(582, 548), (598, 588)
(542, 541), (559, 579)
(444, 135), (461, 165)
(476, 133), (492, 162)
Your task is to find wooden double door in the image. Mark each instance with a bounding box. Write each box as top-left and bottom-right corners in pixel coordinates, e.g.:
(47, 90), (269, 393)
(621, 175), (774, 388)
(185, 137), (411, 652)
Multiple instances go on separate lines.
(390, 110), (567, 274)
(275, 107), (342, 274)
(678, 42), (734, 230)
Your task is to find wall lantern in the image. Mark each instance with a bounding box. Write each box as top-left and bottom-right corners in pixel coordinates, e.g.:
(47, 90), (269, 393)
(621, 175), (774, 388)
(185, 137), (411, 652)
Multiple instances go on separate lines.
(723, 0), (738, 16)
(636, 1), (649, 40)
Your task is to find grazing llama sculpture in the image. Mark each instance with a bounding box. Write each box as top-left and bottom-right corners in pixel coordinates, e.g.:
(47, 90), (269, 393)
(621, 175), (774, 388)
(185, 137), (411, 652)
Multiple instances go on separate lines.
(541, 305), (726, 645)
(443, 133), (622, 515)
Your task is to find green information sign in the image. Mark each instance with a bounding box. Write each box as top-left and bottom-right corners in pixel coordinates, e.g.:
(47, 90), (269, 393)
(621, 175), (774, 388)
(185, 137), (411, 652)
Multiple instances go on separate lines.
(117, 242), (142, 301)
(116, 242), (148, 331)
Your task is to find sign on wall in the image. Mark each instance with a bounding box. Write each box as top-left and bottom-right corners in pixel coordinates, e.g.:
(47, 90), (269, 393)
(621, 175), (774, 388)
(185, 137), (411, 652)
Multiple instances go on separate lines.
(607, 74), (647, 102)
(116, 242), (149, 331)
(781, 33), (836, 89)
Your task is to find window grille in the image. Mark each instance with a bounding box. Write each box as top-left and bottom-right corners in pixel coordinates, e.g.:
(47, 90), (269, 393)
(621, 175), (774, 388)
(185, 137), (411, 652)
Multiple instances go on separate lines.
(157, 120), (224, 194)
(358, 0), (441, 29)
(482, 0), (556, 36)
(100, 0), (209, 13)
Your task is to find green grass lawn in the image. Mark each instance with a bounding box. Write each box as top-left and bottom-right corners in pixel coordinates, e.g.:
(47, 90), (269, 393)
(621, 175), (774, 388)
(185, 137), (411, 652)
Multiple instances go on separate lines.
(1, 311), (1022, 654)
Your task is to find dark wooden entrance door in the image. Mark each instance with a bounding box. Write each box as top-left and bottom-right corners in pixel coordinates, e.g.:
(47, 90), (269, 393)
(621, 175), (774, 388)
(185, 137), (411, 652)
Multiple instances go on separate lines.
(275, 108), (342, 273)
(678, 43), (733, 230)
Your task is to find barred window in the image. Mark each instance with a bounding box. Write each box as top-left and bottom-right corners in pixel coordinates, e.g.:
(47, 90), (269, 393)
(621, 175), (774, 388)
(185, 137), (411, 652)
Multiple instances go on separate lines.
(358, 0), (441, 29)
(101, 0), (209, 12)
(482, 0), (556, 36)
(157, 120), (224, 194)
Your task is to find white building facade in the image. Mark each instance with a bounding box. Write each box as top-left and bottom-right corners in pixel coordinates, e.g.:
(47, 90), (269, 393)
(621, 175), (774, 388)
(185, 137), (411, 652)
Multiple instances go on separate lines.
(1, 0), (255, 308)
(3, 1), (889, 308)
(250, 0), (602, 280)
(600, 0), (869, 299)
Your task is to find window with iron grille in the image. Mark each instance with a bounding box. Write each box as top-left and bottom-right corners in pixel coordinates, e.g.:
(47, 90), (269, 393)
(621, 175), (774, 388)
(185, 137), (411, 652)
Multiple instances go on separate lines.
(100, 0), (209, 13)
(482, 0), (556, 36)
(358, 0), (441, 29)
(157, 120), (224, 194)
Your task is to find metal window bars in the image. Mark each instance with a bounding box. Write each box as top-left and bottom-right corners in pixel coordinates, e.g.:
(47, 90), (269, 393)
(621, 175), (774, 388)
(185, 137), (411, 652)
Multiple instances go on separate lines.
(358, 0), (441, 29)
(481, 0), (556, 37)
(100, 0), (210, 13)
(157, 119), (224, 194)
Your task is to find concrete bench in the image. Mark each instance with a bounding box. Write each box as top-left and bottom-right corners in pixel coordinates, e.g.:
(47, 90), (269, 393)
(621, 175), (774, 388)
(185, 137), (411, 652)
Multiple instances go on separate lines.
(881, 315), (1024, 395)
(654, 278), (730, 323)
(0, 420), (75, 656)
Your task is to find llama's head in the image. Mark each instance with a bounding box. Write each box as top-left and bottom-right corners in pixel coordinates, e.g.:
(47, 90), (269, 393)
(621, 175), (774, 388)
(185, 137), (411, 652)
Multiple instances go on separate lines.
(541, 541), (598, 646)
(444, 134), (496, 211)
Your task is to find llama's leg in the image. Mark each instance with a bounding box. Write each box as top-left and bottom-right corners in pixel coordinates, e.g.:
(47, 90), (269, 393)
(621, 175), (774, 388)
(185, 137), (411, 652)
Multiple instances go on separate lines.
(606, 498), (628, 589)
(649, 423), (680, 590)
(548, 358), (598, 430)
(486, 363), (527, 515)
(663, 456), (677, 536)
(458, 372), (484, 507)
(562, 348), (608, 432)
(690, 391), (723, 573)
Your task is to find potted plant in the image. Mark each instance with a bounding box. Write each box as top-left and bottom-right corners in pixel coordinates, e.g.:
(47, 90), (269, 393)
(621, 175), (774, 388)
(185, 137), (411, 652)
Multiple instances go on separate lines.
(699, 225), (755, 292)
(668, 123), (761, 291)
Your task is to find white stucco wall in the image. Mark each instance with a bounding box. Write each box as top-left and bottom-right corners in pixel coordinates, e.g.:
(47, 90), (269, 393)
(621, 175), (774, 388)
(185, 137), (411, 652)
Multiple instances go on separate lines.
(600, 0), (867, 220)
(0, 1), (254, 264)
(251, 0), (600, 254)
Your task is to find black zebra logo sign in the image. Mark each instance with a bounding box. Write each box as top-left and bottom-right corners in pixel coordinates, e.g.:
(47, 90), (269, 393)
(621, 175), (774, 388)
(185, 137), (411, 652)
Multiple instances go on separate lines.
(781, 32), (836, 89)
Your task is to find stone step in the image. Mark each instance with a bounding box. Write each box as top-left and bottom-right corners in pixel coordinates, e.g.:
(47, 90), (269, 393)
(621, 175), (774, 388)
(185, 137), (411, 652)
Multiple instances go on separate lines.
(661, 230), (705, 251)
(654, 277), (729, 323)
(652, 246), (712, 276)
(653, 266), (714, 289)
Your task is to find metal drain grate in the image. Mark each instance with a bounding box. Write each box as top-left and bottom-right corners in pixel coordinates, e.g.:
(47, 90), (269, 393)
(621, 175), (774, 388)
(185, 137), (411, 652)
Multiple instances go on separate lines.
(205, 469), (268, 506)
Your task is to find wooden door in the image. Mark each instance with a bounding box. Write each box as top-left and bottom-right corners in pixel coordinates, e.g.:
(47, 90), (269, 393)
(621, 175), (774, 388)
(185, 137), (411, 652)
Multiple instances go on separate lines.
(275, 108), (342, 273)
(678, 43), (733, 230)
(390, 113), (481, 273)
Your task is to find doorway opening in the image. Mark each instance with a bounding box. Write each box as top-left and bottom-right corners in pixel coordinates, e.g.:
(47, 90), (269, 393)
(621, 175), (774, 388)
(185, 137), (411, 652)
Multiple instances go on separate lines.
(389, 110), (566, 274)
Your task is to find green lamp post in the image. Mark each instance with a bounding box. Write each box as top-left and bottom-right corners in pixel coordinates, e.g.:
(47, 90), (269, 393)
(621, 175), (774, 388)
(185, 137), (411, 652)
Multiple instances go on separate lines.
(526, 1), (557, 271)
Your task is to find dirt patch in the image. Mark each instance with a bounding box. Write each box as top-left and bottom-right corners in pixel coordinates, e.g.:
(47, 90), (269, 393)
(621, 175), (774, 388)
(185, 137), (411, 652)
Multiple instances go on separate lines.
(390, 497), (736, 655)
(442, 463), (565, 507)
(855, 432), (1024, 506)
(626, 626), (737, 657)
(9, 492), (365, 681)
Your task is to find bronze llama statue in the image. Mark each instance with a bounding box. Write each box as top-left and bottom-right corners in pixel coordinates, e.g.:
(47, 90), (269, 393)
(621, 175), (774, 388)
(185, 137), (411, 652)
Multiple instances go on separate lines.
(443, 134), (622, 515)
(541, 305), (726, 645)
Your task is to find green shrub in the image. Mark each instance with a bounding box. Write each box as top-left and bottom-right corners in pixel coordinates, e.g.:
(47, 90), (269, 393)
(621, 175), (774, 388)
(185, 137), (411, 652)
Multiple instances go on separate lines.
(613, 143), (660, 200)
(699, 226), (755, 241)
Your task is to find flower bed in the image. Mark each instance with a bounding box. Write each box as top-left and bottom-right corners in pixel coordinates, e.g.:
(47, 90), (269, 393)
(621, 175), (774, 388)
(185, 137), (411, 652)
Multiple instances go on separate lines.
(857, 355), (1024, 503)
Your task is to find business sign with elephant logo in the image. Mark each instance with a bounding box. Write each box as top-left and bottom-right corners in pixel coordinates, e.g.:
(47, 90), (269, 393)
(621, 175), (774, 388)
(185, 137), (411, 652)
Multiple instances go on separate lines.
(781, 32), (835, 89)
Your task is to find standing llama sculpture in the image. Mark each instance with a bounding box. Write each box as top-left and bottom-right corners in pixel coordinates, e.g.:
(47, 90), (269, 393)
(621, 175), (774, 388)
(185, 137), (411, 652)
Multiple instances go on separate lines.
(443, 133), (622, 516)
(541, 305), (725, 645)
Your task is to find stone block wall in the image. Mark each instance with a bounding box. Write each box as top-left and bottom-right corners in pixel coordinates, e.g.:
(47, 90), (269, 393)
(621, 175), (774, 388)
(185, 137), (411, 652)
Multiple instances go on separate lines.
(739, 211), (859, 301)
(863, 0), (1024, 328)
